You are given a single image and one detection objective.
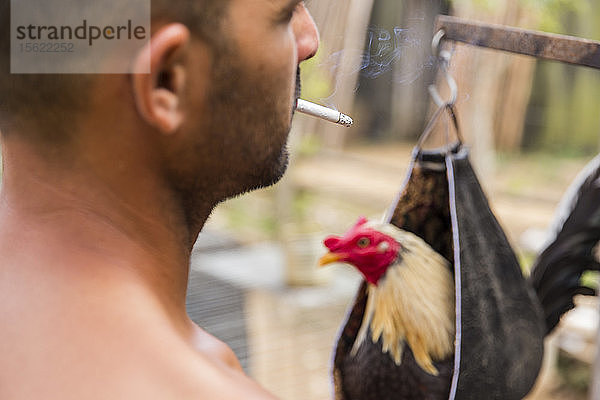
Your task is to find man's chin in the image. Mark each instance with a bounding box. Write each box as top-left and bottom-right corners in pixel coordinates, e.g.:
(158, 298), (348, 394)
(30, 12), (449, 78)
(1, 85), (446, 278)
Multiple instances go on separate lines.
(221, 146), (290, 202)
(250, 147), (290, 190)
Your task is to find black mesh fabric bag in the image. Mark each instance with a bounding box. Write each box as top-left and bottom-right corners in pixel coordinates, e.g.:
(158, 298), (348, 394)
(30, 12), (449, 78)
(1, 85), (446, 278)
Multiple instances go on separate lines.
(333, 105), (545, 400)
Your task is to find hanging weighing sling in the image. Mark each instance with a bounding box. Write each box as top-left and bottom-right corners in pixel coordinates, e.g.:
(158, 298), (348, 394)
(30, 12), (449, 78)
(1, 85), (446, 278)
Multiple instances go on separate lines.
(332, 104), (545, 400)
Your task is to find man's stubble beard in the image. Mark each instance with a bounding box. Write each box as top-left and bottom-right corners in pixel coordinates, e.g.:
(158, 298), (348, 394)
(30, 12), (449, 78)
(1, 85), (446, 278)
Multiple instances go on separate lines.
(201, 44), (301, 201)
(176, 41), (299, 229)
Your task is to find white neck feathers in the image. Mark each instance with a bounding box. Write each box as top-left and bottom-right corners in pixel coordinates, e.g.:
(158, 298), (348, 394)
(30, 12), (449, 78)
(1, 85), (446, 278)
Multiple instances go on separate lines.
(351, 226), (455, 376)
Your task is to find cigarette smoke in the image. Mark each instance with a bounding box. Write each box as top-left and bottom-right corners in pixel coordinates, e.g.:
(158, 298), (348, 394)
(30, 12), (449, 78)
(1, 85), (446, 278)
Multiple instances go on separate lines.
(324, 26), (433, 85)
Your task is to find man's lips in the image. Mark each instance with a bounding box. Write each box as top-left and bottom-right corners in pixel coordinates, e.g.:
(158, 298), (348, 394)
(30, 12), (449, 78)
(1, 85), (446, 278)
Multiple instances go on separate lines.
(293, 66), (302, 110)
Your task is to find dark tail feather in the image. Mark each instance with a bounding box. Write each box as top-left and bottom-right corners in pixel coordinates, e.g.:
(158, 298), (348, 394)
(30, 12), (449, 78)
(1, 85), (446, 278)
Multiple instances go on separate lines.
(530, 154), (600, 335)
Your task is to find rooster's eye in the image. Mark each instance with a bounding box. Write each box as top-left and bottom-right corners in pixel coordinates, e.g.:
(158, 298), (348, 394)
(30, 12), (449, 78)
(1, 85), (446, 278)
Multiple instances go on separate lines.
(357, 238), (370, 248)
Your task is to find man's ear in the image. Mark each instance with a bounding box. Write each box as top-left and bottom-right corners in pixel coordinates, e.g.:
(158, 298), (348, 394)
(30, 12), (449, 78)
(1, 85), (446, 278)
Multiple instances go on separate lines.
(132, 23), (190, 134)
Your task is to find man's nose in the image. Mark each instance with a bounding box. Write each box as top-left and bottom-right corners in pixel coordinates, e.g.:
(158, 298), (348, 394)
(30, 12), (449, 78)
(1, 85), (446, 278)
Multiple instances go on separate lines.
(293, 4), (320, 62)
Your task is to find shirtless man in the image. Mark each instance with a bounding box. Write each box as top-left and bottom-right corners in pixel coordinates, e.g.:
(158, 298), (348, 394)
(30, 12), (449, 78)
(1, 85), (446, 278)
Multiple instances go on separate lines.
(0, 0), (318, 398)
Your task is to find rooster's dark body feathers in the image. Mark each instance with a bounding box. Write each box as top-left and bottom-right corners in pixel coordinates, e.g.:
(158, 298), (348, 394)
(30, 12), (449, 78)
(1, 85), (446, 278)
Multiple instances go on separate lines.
(343, 335), (453, 400)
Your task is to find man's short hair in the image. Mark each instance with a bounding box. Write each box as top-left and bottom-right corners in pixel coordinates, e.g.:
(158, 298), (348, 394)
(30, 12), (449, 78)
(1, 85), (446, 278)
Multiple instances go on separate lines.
(0, 0), (228, 142)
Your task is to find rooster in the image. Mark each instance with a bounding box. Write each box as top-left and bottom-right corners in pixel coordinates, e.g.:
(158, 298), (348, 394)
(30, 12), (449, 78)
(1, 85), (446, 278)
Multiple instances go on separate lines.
(320, 217), (454, 377)
(320, 151), (600, 400)
(320, 218), (455, 399)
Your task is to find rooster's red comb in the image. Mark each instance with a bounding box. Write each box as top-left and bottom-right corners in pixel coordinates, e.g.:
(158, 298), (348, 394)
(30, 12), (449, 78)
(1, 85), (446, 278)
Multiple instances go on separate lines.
(323, 217), (370, 251)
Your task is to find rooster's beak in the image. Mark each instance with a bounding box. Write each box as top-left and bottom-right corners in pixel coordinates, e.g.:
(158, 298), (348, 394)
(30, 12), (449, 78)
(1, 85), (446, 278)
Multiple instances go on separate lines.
(319, 252), (343, 267)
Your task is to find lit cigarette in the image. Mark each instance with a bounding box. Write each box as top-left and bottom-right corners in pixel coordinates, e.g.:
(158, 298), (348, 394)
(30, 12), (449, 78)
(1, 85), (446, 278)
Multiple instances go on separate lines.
(295, 99), (353, 127)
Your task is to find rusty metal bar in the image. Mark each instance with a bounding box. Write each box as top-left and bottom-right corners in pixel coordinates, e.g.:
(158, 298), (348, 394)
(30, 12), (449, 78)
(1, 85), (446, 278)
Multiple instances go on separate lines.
(435, 15), (600, 69)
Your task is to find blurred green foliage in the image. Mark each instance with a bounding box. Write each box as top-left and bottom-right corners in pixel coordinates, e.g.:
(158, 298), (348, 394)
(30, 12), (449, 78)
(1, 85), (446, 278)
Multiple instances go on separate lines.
(557, 350), (591, 395)
(452, 0), (587, 26)
(522, 0), (587, 34)
(522, 0), (600, 155)
(580, 271), (599, 290)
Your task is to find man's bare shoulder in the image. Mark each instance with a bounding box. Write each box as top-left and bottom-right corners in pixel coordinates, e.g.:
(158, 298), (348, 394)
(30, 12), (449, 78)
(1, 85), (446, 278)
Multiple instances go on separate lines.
(0, 306), (277, 400)
(150, 325), (278, 400)
(0, 221), (277, 400)
(0, 267), (276, 399)
(173, 348), (279, 400)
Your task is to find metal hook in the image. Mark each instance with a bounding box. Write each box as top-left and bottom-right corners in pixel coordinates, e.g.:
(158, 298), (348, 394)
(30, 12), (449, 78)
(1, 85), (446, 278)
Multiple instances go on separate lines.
(428, 29), (457, 107)
(431, 29), (446, 57)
